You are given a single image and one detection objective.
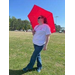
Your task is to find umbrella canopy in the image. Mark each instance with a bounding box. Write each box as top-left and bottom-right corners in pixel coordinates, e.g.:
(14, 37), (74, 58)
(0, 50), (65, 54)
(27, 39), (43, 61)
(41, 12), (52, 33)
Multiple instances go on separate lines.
(28, 5), (56, 33)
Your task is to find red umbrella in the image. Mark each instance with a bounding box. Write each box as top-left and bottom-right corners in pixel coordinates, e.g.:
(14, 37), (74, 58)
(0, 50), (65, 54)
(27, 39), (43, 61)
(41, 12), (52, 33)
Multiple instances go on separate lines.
(28, 5), (56, 33)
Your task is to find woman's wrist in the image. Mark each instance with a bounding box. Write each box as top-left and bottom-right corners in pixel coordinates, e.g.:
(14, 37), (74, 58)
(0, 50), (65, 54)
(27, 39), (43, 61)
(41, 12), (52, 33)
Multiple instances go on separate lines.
(43, 44), (47, 50)
(45, 43), (48, 46)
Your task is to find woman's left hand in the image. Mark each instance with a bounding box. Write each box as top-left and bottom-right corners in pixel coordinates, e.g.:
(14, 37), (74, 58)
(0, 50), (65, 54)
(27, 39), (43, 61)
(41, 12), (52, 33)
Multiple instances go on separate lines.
(43, 45), (47, 51)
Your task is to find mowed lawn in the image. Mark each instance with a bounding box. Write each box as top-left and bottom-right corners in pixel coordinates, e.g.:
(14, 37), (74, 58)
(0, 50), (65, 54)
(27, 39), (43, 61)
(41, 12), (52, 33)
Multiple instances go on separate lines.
(9, 31), (65, 75)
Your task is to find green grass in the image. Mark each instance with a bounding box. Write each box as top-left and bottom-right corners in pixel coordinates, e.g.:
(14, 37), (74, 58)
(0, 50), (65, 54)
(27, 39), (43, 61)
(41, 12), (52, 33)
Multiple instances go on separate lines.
(9, 31), (65, 75)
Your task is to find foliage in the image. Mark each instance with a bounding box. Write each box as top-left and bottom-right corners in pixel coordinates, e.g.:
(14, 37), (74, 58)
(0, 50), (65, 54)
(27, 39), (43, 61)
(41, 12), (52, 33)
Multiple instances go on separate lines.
(9, 16), (32, 31)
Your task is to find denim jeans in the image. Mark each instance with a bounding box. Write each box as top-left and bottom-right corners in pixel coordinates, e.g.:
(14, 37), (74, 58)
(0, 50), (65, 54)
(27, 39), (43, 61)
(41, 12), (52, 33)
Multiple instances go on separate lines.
(26, 44), (44, 69)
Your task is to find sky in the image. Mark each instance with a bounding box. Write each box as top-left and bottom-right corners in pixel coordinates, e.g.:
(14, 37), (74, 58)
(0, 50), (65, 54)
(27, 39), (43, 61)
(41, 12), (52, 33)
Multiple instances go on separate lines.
(9, 0), (65, 27)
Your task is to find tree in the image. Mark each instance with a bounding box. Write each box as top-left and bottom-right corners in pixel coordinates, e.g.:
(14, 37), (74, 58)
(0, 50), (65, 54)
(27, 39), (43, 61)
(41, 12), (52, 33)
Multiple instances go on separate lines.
(9, 22), (10, 30)
(55, 24), (61, 32)
(24, 20), (30, 31)
(9, 16), (17, 30)
(17, 19), (22, 30)
(9, 16), (12, 30)
(30, 25), (32, 30)
(9, 16), (33, 31)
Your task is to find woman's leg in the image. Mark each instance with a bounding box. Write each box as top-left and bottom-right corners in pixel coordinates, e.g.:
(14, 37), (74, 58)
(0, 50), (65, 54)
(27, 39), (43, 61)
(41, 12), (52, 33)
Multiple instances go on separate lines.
(23, 44), (44, 70)
(37, 53), (42, 69)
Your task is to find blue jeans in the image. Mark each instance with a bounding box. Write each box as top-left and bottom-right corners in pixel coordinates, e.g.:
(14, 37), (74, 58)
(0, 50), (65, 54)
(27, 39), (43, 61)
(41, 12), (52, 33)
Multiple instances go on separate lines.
(26, 44), (44, 69)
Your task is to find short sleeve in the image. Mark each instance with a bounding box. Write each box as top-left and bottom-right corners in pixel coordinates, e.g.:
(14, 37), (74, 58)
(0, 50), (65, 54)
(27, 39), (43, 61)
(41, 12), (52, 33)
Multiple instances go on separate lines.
(46, 25), (51, 35)
(34, 25), (38, 30)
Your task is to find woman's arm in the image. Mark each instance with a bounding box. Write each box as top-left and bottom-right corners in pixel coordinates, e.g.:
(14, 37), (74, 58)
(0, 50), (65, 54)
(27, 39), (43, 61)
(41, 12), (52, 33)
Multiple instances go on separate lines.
(32, 29), (36, 35)
(43, 34), (50, 50)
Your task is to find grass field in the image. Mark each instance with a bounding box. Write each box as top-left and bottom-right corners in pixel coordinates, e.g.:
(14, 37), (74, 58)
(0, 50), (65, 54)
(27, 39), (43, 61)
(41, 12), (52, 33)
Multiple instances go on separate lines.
(9, 31), (65, 75)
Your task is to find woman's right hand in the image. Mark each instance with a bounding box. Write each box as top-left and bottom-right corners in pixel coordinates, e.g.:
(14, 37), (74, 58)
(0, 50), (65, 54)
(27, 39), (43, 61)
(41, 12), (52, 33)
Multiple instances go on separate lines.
(32, 29), (36, 35)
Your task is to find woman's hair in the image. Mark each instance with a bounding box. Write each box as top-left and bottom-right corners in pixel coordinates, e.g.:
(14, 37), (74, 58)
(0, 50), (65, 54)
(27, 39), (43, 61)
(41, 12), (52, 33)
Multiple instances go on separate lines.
(38, 15), (47, 24)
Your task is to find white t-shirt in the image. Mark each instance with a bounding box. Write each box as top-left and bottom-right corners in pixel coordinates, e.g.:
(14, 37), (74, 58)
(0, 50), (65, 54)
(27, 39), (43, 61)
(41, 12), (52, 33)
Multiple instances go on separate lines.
(33, 24), (51, 46)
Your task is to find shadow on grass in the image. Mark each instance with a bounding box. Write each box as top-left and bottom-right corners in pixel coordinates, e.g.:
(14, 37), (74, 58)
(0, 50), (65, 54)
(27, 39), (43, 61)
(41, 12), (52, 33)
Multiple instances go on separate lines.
(9, 67), (37, 75)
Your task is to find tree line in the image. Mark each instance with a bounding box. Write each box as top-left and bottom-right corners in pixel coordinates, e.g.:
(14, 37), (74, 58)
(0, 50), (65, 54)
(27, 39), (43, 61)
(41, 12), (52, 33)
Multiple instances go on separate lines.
(9, 16), (32, 31)
(9, 16), (62, 32)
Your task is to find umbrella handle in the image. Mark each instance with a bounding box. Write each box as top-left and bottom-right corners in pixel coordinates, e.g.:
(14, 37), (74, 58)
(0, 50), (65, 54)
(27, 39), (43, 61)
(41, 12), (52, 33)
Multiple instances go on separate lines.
(32, 30), (36, 35)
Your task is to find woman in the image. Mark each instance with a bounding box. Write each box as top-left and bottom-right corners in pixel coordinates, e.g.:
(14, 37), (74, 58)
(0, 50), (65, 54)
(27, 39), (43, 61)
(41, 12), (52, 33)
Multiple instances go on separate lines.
(23, 15), (51, 72)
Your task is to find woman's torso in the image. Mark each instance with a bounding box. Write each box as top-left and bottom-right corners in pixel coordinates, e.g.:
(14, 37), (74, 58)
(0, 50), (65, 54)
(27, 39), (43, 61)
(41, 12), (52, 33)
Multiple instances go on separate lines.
(33, 24), (50, 46)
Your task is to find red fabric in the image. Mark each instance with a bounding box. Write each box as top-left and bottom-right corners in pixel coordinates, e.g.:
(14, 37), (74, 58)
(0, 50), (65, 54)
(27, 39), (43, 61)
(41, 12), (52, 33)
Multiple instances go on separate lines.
(28, 5), (56, 33)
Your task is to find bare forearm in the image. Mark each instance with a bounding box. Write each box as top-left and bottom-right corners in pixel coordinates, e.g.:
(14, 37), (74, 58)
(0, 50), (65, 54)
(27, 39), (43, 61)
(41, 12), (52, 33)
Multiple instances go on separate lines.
(43, 35), (50, 50)
(45, 35), (50, 46)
